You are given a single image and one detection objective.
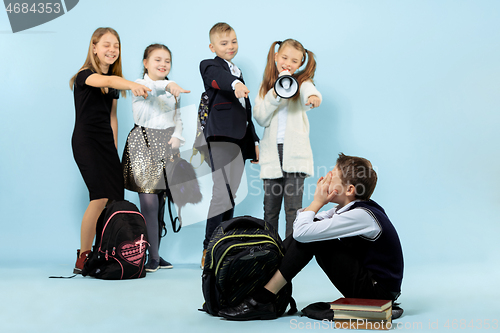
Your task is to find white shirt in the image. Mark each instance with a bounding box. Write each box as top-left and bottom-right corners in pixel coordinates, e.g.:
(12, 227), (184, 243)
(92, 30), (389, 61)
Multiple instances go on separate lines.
(131, 74), (185, 144)
(292, 200), (381, 243)
(224, 59), (246, 108)
(276, 97), (287, 144)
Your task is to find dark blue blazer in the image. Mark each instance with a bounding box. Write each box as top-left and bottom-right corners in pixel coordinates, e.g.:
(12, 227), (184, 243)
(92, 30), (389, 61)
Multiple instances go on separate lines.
(200, 56), (259, 160)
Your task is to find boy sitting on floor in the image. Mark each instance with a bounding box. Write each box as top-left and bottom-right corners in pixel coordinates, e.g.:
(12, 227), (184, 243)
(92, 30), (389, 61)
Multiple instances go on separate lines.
(219, 153), (404, 320)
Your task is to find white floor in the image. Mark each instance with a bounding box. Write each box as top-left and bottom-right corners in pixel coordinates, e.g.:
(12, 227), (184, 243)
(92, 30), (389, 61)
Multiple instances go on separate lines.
(2, 257), (499, 333)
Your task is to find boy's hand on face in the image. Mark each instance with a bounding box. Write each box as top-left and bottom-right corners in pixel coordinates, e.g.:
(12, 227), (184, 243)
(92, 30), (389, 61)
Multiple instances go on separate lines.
(327, 172), (340, 200)
(234, 82), (250, 98)
(305, 174), (337, 213)
(312, 173), (337, 206)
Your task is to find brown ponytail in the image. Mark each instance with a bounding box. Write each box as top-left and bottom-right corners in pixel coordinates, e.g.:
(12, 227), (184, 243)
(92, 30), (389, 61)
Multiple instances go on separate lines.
(259, 41), (281, 99)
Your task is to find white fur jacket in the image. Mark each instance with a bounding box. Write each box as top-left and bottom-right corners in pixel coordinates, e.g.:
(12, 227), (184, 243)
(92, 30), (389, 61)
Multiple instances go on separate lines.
(254, 80), (322, 179)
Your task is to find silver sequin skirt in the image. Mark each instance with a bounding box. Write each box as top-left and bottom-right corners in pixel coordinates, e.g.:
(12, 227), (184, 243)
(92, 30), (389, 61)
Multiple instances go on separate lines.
(122, 125), (175, 194)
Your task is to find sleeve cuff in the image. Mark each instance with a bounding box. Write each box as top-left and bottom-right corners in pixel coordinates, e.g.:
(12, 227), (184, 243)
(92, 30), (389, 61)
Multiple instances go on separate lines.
(231, 79), (242, 90)
(158, 80), (174, 93)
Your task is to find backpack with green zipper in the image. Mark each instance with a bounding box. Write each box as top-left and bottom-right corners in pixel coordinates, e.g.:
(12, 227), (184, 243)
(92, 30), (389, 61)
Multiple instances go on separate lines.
(201, 216), (296, 317)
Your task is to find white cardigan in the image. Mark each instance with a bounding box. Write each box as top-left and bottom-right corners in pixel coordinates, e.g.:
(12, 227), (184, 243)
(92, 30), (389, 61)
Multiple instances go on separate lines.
(254, 80), (322, 179)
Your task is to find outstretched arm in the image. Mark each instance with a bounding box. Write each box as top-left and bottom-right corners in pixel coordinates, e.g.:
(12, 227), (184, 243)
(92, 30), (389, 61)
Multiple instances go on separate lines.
(85, 74), (151, 98)
(300, 80), (322, 110)
(166, 82), (191, 97)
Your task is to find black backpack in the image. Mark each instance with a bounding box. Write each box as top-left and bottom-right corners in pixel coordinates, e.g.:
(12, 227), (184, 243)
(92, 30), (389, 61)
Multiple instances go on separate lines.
(82, 200), (148, 280)
(201, 216), (296, 317)
(191, 92), (211, 167)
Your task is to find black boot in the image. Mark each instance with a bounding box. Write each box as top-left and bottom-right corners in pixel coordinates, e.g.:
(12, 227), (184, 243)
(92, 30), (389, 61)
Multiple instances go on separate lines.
(218, 297), (277, 321)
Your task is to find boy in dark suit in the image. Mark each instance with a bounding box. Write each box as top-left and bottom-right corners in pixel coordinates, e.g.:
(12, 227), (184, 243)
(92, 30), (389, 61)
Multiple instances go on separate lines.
(200, 22), (259, 267)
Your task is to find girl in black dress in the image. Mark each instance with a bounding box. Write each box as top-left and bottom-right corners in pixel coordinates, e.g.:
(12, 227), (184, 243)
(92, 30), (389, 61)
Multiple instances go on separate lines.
(70, 27), (151, 274)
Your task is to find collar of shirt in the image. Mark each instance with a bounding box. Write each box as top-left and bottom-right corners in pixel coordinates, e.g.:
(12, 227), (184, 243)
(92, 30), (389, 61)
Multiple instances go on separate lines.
(334, 200), (361, 215)
(144, 73), (168, 83)
(224, 59), (242, 78)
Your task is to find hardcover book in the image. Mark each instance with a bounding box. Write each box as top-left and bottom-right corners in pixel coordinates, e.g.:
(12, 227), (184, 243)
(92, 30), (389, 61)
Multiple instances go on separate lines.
(330, 298), (392, 312)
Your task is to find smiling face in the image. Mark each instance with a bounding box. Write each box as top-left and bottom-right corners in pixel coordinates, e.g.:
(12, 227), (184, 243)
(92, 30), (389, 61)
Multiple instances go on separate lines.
(93, 32), (120, 73)
(144, 48), (171, 81)
(274, 45), (303, 74)
(209, 30), (238, 62)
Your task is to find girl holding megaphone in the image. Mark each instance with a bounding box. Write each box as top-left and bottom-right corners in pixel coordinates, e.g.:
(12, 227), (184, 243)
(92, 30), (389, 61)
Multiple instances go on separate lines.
(254, 39), (322, 238)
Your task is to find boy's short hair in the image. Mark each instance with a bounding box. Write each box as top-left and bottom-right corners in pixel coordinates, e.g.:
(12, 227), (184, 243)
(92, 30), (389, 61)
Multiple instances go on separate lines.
(209, 22), (234, 41)
(336, 153), (377, 200)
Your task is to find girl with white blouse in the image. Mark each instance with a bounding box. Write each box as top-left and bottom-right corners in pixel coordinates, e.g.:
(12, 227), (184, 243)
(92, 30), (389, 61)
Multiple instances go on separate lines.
(122, 44), (190, 272)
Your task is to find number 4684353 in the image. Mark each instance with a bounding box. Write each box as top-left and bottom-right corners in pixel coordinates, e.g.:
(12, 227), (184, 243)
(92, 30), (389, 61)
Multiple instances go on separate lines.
(444, 319), (499, 329)
(5, 3), (61, 14)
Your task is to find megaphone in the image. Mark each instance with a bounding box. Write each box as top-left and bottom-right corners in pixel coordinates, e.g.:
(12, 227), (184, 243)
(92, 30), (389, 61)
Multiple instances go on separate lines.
(274, 70), (299, 99)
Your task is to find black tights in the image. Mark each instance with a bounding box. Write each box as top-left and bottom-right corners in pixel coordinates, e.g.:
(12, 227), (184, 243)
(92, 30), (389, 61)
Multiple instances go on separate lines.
(139, 192), (164, 261)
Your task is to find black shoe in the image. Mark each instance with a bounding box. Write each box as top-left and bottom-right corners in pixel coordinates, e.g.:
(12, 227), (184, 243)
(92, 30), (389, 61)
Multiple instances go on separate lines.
(218, 297), (277, 321)
(159, 257), (173, 269)
(392, 303), (404, 320)
(145, 258), (159, 272)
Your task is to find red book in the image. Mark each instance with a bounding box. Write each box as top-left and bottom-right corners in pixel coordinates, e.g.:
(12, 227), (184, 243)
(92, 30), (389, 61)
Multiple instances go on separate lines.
(330, 298), (392, 312)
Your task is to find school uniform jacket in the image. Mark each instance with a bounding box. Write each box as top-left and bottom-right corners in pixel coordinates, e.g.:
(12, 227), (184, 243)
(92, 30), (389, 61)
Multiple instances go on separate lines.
(199, 56), (259, 160)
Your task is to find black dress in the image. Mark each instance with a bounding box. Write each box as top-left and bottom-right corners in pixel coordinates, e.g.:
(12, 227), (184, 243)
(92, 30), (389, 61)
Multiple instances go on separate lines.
(72, 69), (124, 201)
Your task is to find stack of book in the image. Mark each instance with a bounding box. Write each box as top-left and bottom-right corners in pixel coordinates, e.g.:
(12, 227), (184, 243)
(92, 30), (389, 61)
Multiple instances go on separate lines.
(330, 298), (392, 330)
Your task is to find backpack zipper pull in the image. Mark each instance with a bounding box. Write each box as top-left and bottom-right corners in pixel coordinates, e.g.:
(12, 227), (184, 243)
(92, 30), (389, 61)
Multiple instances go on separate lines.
(135, 234), (146, 253)
(105, 250), (109, 261)
(112, 247), (116, 256)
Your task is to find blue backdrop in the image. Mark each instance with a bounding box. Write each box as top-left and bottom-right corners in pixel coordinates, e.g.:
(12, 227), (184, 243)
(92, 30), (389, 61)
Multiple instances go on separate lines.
(1, 0), (499, 270)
